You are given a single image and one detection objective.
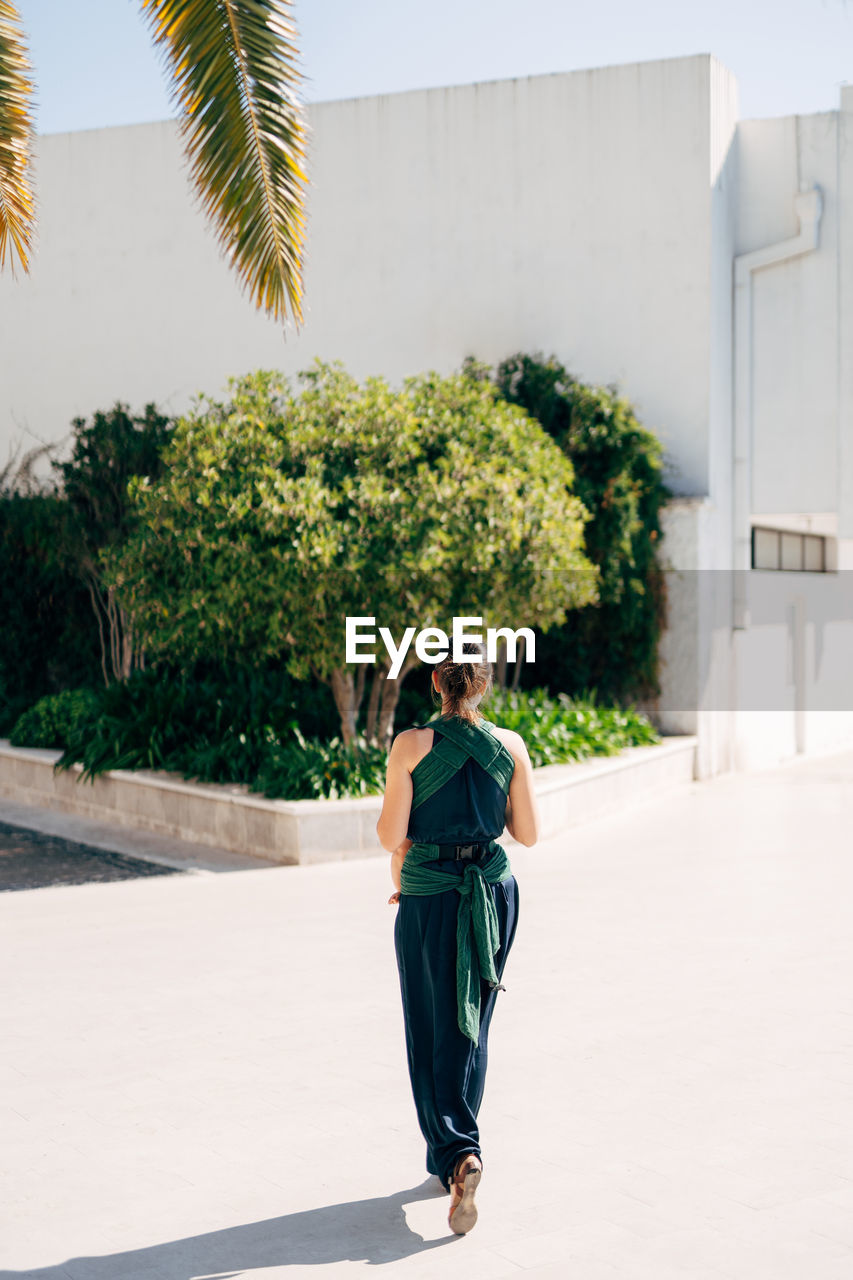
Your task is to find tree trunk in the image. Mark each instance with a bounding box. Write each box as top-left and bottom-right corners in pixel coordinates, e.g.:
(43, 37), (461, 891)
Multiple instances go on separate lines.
(353, 663), (367, 723)
(495, 635), (508, 689)
(329, 667), (357, 745)
(85, 575), (138, 684)
(364, 662), (388, 742)
(85, 578), (110, 687)
(77, 545), (144, 685)
(375, 653), (419, 750)
(509, 633), (526, 691)
(119, 603), (134, 679)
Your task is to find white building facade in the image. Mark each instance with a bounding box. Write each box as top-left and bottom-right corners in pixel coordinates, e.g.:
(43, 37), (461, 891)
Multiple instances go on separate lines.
(2, 53), (852, 775)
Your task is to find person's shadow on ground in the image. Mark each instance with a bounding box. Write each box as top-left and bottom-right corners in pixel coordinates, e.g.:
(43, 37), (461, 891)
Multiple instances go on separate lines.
(0, 1177), (460, 1278)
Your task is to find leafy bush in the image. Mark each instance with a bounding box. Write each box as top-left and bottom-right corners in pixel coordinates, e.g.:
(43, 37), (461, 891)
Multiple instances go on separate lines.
(102, 362), (600, 747)
(481, 686), (660, 766)
(51, 659), (337, 784)
(9, 688), (102, 749)
(50, 401), (174, 682)
(253, 729), (389, 800)
(28, 663), (660, 800)
(41, 659), (385, 800)
(0, 403), (174, 733)
(491, 353), (672, 703)
(0, 491), (101, 733)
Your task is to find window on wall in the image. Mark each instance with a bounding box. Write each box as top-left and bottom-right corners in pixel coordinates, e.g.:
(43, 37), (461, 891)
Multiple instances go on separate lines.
(752, 526), (826, 572)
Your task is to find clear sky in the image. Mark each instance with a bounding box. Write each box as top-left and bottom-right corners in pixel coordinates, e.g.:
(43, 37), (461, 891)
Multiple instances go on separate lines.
(15, 0), (853, 135)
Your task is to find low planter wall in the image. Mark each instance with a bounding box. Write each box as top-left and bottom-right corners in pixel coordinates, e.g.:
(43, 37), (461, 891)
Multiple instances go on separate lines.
(0, 735), (698, 866)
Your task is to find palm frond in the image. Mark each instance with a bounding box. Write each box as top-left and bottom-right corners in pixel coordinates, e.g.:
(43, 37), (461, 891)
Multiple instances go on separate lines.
(0, 1), (38, 277)
(140, 0), (308, 327)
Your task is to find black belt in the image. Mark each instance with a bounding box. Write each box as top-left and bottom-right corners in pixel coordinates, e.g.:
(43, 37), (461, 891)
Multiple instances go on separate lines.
(436, 841), (491, 861)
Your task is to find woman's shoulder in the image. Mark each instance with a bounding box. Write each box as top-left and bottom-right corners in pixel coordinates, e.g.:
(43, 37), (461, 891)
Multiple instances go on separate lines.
(393, 725), (434, 744)
(484, 722), (530, 763)
(390, 725), (435, 770)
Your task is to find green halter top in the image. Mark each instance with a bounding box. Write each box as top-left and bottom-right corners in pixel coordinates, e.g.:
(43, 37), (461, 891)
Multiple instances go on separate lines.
(400, 714), (516, 1044)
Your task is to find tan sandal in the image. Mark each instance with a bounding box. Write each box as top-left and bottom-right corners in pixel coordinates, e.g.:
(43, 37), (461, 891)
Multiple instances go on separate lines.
(448, 1153), (482, 1234)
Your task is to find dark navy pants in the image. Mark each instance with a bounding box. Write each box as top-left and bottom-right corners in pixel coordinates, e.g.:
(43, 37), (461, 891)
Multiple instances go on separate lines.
(394, 862), (520, 1190)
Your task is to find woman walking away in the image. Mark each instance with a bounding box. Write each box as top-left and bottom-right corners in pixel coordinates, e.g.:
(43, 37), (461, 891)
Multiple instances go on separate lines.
(377, 641), (540, 1235)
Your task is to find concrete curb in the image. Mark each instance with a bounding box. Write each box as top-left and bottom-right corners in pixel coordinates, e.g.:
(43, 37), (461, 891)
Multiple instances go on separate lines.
(0, 734), (698, 866)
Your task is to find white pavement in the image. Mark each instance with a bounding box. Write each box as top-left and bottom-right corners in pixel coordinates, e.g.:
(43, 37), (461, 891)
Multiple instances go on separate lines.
(2, 747), (853, 1280)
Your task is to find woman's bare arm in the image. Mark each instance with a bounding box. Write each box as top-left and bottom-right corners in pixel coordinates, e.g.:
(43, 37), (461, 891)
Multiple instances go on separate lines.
(377, 732), (420, 901)
(499, 730), (540, 847)
(376, 731), (416, 853)
(389, 839), (411, 894)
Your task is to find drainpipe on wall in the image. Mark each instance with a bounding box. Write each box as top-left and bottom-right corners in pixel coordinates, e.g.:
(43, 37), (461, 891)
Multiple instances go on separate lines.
(731, 187), (823, 628)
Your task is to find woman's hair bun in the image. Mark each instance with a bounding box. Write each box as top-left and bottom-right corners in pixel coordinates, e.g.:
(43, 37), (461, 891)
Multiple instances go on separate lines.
(432, 640), (493, 723)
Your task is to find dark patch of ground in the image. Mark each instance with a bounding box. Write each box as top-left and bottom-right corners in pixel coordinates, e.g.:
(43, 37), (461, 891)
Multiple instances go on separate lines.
(0, 821), (185, 891)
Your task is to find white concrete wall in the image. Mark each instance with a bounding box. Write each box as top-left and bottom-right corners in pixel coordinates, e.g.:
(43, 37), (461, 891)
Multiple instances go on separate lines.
(708, 56), (739, 560)
(732, 570), (853, 770)
(654, 496), (739, 780)
(658, 492), (853, 775)
(1, 54), (731, 506)
(736, 112), (841, 519)
(723, 95), (853, 770)
(839, 87), (853, 541)
(700, 61), (740, 777)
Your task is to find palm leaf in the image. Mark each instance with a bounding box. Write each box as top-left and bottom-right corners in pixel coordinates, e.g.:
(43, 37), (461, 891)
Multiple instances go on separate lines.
(140, 0), (307, 326)
(0, 1), (37, 276)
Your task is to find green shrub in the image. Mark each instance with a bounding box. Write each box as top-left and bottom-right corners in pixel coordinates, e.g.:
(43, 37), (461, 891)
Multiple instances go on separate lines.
(47, 659), (385, 800)
(9, 688), (102, 749)
(53, 659), (338, 784)
(43, 666), (659, 800)
(250, 687), (659, 797)
(0, 492), (101, 733)
(482, 687), (660, 765)
(0, 403), (174, 733)
(102, 362), (599, 748)
(491, 353), (672, 704)
(51, 401), (175, 682)
(253, 728), (389, 800)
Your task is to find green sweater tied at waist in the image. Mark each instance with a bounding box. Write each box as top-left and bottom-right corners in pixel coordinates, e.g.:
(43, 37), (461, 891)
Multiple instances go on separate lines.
(400, 837), (513, 1044)
(399, 714), (516, 1045)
